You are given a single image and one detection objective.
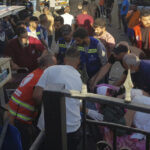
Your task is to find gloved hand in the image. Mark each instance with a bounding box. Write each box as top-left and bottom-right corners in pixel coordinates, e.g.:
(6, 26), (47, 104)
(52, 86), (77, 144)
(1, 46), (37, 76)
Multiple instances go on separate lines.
(87, 109), (104, 121)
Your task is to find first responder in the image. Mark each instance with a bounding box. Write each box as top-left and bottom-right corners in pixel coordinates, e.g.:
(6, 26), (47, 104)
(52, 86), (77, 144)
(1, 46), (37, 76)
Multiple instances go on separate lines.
(7, 53), (57, 150)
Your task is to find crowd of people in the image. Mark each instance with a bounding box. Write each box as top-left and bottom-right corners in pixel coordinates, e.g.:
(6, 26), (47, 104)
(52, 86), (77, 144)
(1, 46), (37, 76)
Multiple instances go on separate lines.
(1, 0), (150, 150)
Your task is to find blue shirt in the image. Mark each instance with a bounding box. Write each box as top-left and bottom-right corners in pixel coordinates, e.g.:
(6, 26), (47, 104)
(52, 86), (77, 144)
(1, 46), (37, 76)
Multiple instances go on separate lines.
(132, 60), (150, 93)
(120, 0), (129, 16)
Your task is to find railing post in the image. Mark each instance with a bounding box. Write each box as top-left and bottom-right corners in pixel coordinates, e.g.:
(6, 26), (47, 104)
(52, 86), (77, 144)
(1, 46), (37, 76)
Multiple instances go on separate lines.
(82, 99), (86, 150)
(43, 88), (67, 150)
(146, 135), (150, 150)
(113, 128), (117, 150)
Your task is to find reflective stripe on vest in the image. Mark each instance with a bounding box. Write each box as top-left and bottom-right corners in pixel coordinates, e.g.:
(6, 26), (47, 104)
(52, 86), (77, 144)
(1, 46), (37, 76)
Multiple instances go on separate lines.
(9, 109), (32, 121)
(59, 44), (66, 48)
(11, 96), (35, 112)
(36, 32), (41, 35)
(88, 49), (97, 53)
(77, 46), (84, 52)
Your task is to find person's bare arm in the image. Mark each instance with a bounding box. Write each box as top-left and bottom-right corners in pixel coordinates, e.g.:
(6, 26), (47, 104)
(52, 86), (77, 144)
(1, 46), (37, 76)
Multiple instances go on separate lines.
(124, 110), (135, 127)
(33, 86), (44, 105)
(90, 63), (112, 90)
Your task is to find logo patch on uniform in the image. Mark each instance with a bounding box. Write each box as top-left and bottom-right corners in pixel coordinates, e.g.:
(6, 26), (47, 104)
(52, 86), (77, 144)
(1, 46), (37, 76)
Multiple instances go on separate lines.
(20, 73), (34, 87)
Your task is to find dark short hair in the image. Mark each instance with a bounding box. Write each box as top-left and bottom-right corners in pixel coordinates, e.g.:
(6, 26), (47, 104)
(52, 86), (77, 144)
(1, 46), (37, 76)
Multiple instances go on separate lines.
(94, 18), (106, 28)
(140, 9), (150, 18)
(16, 21), (26, 27)
(61, 24), (72, 36)
(82, 6), (88, 12)
(54, 16), (64, 24)
(65, 47), (80, 58)
(39, 14), (47, 23)
(29, 16), (38, 22)
(73, 27), (88, 39)
(16, 27), (27, 37)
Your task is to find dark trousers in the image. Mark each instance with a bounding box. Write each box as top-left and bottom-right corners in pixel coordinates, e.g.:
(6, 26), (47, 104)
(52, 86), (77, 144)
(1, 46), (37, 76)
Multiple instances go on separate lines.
(67, 128), (81, 150)
(15, 120), (39, 150)
(48, 35), (53, 48)
(121, 14), (128, 33)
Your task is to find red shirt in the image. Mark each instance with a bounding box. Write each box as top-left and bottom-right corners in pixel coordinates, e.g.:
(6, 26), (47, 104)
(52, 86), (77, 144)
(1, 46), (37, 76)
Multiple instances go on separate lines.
(5, 36), (45, 72)
(76, 14), (94, 36)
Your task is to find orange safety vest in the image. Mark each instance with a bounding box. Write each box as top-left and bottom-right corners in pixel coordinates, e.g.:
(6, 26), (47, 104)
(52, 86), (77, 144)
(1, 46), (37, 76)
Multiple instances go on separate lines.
(133, 25), (150, 50)
(8, 68), (44, 124)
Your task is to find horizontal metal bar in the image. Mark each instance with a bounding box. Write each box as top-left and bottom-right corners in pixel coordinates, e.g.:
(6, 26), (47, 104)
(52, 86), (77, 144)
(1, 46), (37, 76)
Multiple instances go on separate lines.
(44, 86), (150, 114)
(86, 119), (150, 136)
(29, 130), (45, 150)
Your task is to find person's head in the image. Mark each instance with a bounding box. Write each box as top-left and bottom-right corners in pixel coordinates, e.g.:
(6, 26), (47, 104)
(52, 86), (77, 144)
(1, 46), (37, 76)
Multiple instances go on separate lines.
(113, 41), (130, 61)
(123, 54), (140, 72)
(140, 9), (150, 28)
(54, 16), (64, 31)
(73, 27), (89, 46)
(38, 53), (57, 69)
(64, 6), (70, 13)
(43, 6), (50, 15)
(17, 27), (29, 47)
(64, 47), (80, 69)
(39, 14), (48, 26)
(29, 16), (39, 29)
(61, 25), (72, 42)
(16, 21), (27, 29)
(82, 6), (88, 14)
(132, 4), (137, 11)
(94, 18), (106, 36)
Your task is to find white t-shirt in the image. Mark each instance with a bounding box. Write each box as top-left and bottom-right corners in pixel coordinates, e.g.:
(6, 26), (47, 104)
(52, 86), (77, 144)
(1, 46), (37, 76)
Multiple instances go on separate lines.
(61, 13), (74, 26)
(131, 94), (150, 140)
(37, 65), (82, 133)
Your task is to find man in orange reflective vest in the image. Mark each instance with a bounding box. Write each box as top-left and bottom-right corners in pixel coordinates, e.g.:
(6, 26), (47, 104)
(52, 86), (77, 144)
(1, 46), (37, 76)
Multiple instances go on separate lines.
(132, 9), (150, 58)
(7, 54), (57, 150)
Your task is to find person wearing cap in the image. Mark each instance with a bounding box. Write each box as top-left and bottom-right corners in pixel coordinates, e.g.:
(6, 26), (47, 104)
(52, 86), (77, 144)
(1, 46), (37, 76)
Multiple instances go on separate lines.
(94, 18), (115, 58)
(57, 25), (74, 64)
(90, 41), (146, 90)
(73, 27), (107, 80)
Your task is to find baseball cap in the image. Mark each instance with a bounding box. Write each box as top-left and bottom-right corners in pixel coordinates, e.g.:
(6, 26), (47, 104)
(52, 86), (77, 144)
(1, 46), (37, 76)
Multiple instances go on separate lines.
(113, 41), (129, 55)
(61, 25), (72, 36)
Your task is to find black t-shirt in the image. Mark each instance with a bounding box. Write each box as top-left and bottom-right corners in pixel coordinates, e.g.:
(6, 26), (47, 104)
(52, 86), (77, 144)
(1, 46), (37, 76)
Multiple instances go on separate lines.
(105, 0), (114, 8)
(108, 45), (146, 65)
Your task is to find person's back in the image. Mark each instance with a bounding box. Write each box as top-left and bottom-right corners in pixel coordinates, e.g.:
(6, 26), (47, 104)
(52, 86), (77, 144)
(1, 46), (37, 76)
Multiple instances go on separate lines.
(61, 6), (74, 26)
(76, 6), (94, 36)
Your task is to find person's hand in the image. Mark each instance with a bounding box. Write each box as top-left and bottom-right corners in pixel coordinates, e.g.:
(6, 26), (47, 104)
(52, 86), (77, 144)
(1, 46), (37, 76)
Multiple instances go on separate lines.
(87, 109), (104, 121)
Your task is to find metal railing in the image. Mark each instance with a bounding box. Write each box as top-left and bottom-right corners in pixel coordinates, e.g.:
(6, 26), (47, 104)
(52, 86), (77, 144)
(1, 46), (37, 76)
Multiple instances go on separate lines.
(30, 84), (150, 150)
